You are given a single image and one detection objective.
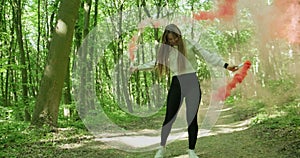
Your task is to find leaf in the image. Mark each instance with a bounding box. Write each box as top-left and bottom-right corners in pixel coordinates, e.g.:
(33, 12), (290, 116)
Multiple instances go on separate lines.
(0, 68), (6, 73)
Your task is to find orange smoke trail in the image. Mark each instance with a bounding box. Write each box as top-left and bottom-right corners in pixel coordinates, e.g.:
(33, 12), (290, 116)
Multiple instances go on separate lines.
(193, 0), (238, 21)
(214, 60), (252, 101)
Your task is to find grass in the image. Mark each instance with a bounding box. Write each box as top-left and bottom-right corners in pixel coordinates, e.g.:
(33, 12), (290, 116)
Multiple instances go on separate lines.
(1, 97), (299, 158)
(1, 118), (298, 158)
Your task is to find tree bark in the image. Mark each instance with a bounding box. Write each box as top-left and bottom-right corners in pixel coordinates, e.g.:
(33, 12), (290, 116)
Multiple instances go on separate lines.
(13, 0), (30, 121)
(1, 0), (9, 106)
(35, 0), (41, 97)
(31, 0), (80, 127)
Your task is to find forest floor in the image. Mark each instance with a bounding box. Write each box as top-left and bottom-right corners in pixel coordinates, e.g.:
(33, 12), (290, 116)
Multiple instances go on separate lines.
(1, 99), (300, 158)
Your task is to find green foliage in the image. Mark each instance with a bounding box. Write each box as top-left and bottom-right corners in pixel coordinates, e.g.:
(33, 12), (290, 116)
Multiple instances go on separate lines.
(188, 0), (213, 11)
(0, 121), (30, 145)
(231, 99), (266, 122)
(0, 121), (55, 157)
(57, 103), (85, 129)
(196, 57), (210, 81)
(0, 120), (90, 158)
(251, 95), (299, 129)
(93, 92), (165, 130)
(251, 100), (300, 157)
(0, 106), (14, 120)
(266, 78), (295, 95)
(0, 102), (32, 121)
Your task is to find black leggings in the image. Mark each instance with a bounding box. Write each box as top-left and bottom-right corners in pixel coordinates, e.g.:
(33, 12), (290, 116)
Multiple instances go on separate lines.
(160, 73), (201, 149)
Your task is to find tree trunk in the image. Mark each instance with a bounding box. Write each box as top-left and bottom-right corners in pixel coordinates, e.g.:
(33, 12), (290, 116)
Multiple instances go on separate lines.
(2, 0), (9, 106)
(35, 0), (41, 97)
(135, 4), (142, 107)
(13, 0), (30, 121)
(31, 0), (80, 127)
(94, 0), (100, 99)
(9, 20), (18, 103)
(0, 0), (4, 105)
(63, 0), (77, 105)
(63, 59), (72, 105)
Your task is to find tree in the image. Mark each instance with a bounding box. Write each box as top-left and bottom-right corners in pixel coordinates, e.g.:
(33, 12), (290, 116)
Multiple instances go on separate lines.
(31, 0), (81, 127)
(13, 0), (30, 121)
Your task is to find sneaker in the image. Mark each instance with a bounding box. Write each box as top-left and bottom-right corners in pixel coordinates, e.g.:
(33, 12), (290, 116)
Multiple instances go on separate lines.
(154, 146), (166, 158)
(188, 149), (199, 158)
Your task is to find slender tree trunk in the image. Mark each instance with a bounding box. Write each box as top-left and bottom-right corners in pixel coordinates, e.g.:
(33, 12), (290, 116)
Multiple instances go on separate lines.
(117, 3), (133, 113)
(36, 0), (41, 96)
(83, 0), (91, 37)
(24, 39), (34, 120)
(74, 2), (83, 51)
(13, 0), (30, 121)
(70, 1), (83, 120)
(11, 70), (18, 103)
(9, 21), (18, 104)
(135, 3), (142, 107)
(85, 0), (95, 110)
(1, 0), (9, 106)
(105, 0), (121, 103)
(31, 0), (80, 127)
(94, 0), (100, 99)
(0, 0), (3, 103)
(63, 59), (72, 105)
(94, 0), (98, 27)
(1, 64), (4, 106)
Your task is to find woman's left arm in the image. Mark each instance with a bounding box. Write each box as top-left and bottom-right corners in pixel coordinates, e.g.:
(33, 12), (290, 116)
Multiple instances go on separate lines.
(188, 40), (237, 71)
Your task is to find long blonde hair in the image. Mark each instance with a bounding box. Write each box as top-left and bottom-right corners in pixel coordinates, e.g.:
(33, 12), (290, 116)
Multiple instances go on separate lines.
(156, 24), (187, 76)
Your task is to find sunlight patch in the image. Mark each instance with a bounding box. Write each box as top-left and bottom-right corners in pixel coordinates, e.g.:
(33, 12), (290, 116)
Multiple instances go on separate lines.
(56, 19), (67, 35)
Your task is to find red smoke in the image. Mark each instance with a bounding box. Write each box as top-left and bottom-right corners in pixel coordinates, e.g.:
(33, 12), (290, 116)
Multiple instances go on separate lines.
(193, 0), (238, 21)
(128, 35), (138, 62)
(193, 0), (300, 44)
(214, 60), (252, 101)
(270, 0), (300, 44)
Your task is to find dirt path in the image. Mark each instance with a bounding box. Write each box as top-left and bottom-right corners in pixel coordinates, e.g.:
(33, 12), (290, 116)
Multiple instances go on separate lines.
(73, 104), (298, 158)
(94, 118), (251, 149)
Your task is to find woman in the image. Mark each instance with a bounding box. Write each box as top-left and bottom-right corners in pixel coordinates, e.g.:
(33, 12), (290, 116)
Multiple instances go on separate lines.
(131, 24), (237, 158)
